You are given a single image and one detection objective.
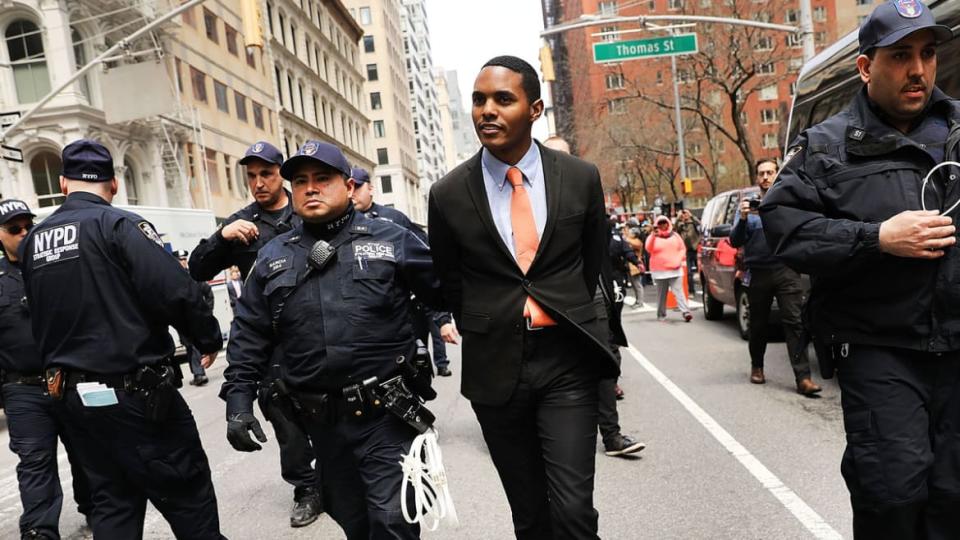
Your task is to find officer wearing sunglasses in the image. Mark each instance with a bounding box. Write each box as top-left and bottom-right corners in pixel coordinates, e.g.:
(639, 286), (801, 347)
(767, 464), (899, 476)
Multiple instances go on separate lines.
(0, 199), (93, 538)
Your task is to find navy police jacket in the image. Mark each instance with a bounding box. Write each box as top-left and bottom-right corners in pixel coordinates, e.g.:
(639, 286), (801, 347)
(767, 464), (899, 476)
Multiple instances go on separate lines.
(761, 87), (960, 351)
(19, 192), (223, 374)
(189, 192), (299, 280)
(221, 208), (443, 414)
(0, 256), (42, 375)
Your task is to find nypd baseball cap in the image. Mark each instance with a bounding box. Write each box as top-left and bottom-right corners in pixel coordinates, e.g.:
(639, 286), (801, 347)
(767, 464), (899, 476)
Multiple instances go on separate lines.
(239, 141), (284, 166)
(61, 139), (115, 182)
(351, 167), (371, 185)
(859, 0), (953, 55)
(0, 199), (35, 226)
(280, 140), (351, 180)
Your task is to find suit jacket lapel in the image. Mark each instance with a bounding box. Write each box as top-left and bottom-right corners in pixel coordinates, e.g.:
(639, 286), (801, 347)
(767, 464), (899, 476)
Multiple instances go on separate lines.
(464, 151), (516, 264)
(531, 142), (561, 270)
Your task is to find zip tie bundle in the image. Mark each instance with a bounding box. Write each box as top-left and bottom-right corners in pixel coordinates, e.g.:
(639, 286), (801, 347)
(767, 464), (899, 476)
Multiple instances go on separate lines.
(920, 161), (960, 215)
(399, 428), (459, 531)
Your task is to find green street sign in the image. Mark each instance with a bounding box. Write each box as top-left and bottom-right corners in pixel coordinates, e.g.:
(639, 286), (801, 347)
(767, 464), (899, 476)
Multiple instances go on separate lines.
(593, 33), (698, 63)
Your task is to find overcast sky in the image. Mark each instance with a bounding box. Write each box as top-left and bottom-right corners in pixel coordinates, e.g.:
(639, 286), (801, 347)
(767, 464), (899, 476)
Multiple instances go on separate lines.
(424, 0), (551, 140)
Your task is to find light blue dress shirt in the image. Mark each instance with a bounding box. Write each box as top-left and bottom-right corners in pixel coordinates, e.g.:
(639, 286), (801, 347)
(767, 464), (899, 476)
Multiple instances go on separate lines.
(480, 143), (548, 260)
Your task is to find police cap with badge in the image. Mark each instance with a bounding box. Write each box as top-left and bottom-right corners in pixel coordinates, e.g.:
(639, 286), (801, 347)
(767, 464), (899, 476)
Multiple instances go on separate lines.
(280, 140), (352, 180)
(351, 167), (370, 186)
(239, 141), (284, 167)
(858, 0), (952, 55)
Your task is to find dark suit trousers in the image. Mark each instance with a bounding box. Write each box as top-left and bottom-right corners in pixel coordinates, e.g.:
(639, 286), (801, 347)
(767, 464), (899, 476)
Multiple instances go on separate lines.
(472, 327), (601, 540)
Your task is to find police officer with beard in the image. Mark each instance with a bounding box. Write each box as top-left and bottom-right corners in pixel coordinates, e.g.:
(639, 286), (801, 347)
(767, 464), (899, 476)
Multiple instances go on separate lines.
(190, 141), (323, 528)
(761, 3), (960, 537)
(0, 199), (92, 539)
(223, 141), (443, 539)
(20, 139), (224, 538)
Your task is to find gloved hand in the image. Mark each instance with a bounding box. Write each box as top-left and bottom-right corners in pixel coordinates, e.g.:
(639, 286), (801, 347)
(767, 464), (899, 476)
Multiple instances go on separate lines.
(227, 412), (267, 452)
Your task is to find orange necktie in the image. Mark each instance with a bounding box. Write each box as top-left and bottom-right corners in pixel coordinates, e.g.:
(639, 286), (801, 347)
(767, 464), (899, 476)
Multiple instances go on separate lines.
(508, 167), (556, 328)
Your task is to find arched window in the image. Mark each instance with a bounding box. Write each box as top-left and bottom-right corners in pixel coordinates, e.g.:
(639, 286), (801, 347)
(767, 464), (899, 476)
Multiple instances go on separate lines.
(6, 20), (51, 103)
(124, 158), (140, 205)
(31, 151), (63, 207)
(71, 27), (91, 102)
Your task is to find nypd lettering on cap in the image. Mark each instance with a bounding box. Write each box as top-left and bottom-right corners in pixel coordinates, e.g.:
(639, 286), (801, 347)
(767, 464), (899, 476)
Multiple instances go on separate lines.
(138, 221), (164, 247)
(32, 222), (80, 268)
(0, 200), (28, 215)
(895, 0), (923, 18)
(353, 241), (395, 262)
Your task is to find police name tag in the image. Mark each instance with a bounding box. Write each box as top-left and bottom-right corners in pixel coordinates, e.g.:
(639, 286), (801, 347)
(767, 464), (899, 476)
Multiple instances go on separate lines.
(76, 382), (119, 407)
(266, 256), (291, 277)
(353, 241), (395, 262)
(32, 222), (80, 268)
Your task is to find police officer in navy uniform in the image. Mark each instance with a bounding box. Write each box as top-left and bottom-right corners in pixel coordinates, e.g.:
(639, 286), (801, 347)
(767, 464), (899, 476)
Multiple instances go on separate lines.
(761, 3), (960, 537)
(0, 199), (92, 539)
(19, 140), (226, 539)
(223, 141), (444, 539)
(189, 141), (323, 528)
(351, 166), (456, 377)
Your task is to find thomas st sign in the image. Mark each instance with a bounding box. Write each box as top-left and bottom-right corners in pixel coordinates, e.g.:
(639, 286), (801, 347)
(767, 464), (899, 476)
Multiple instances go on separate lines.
(593, 33), (698, 63)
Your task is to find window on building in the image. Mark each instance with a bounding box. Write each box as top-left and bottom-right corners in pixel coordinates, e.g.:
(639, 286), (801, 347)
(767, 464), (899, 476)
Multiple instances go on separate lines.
(762, 132), (779, 149)
(814, 6), (827, 21)
(815, 31), (827, 45)
(598, 1), (617, 15)
(600, 26), (617, 43)
(608, 98), (627, 114)
(380, 175), (393, 194)
(190, 66), (207, 102)
(312, 92), (319, 126)
(6, 20), (51, 104)
(377, 148), (389, 165)
(688, 163), (704, 179)
(203, 8), (218, 43)
(287, 74), (294, 112)
(699, 0), (711, 7)
(253, 102), (265, 129)
(366, 63), (378, 82)
(363, 35), (375, 52)
(71, 27), (91, 102)
(214, 80), (229, 112)
(373, 120), (385, 138)
(787, 33), (802, 48)
(225, 24), (238, 55)
(760, 84), (778, 101)
(290, 24), (297, 55)
(175, 58), (184, 93)
(359, 7), (372, 25)
(246, 47), (256, 68)
(667, 0), (683, 9)
(278, 13), (285, 45)
(756, 62), (775, 75)
(605, 73), (625, 90)
(688, 142), (702, 156)
(31, 151), (64, 207)
(761, 108), (778, 124)
(235, 91), (248, 122)
(298, 82), (305, 118)
(206, 149), (221, 194)
(784, 9), (798, 23)
(370, 92), (382, 110)
(754, 36), (773, 50)
(124, 158), (140, 205)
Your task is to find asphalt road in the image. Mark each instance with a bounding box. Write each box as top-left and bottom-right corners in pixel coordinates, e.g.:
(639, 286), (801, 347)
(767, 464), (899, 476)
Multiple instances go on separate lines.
(0, 293), (853, 539)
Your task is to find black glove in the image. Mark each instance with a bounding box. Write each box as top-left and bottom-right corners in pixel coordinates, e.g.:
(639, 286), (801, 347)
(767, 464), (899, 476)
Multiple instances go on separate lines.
(227, 412), (267, 452)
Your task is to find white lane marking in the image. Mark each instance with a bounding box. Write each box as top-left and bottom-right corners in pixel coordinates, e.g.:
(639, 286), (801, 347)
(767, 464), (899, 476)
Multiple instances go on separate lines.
(625, 344), (843, 540)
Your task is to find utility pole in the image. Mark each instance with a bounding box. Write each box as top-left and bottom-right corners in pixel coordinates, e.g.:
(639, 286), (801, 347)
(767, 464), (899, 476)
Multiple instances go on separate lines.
(799, 0), (816, 62)
(670, 37), (687, 182)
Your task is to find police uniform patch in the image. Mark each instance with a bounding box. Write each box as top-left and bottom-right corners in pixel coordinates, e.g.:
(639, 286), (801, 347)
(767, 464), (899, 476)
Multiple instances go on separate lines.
(782, 145), (804, 169)
(849, 129), (865, 141)
(32, 222), (81, 268)
(138, 221), (164, 247)
(266, 256), (292, 277)
(353, 241), (395, 262)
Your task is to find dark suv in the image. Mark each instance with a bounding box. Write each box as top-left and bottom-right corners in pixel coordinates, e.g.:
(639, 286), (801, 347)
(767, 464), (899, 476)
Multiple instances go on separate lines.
(697, 186), (764, 339)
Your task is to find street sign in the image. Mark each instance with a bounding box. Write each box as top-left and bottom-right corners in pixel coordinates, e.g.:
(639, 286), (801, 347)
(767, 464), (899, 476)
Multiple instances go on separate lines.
(593, 33), (698, 63)
(0, 111), (21, 129)
(1, 145), (23, 163)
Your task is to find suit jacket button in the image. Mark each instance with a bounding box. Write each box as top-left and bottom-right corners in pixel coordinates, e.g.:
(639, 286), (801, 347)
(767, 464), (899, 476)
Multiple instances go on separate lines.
(522, 279), (531, 288)
(514, 323), (522, 334)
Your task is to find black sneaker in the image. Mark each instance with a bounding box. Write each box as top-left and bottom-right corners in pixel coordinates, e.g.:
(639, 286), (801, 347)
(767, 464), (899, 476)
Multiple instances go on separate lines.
(192, 374), (209, 386)
(290, 488), (323, 528)
(437, 366), (453, 377)
(604, 435), (646, 457)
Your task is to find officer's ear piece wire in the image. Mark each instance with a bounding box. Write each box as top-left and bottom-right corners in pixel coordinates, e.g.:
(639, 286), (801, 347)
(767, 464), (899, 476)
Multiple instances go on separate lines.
(399, 428), (459, 531)
(920, 161), (960, 215)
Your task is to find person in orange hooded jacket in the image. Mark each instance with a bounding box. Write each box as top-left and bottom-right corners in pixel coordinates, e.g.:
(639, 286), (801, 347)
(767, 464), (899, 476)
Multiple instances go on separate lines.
(645, 215), (692, 322)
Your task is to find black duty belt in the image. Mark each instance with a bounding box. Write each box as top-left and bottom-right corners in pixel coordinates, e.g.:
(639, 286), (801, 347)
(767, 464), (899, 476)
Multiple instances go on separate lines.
(2, 372), (45, 385)
(64, 371), (136, 391)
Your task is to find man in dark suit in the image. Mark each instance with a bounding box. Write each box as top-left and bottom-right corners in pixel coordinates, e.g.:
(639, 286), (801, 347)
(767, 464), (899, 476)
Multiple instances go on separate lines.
(226, 267), (242, 314)
(428, 56), (619, 539)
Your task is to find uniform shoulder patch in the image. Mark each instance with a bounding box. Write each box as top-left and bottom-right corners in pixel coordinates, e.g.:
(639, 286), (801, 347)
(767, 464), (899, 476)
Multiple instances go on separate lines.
(32, 222), (81, 268)
(138, 221), (164, 247)
(782, 145), (804, 169)
(350, 224), (371, 234)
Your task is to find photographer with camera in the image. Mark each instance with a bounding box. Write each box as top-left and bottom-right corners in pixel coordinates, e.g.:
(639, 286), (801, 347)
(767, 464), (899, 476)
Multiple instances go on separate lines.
(731, 159), (821, 395)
